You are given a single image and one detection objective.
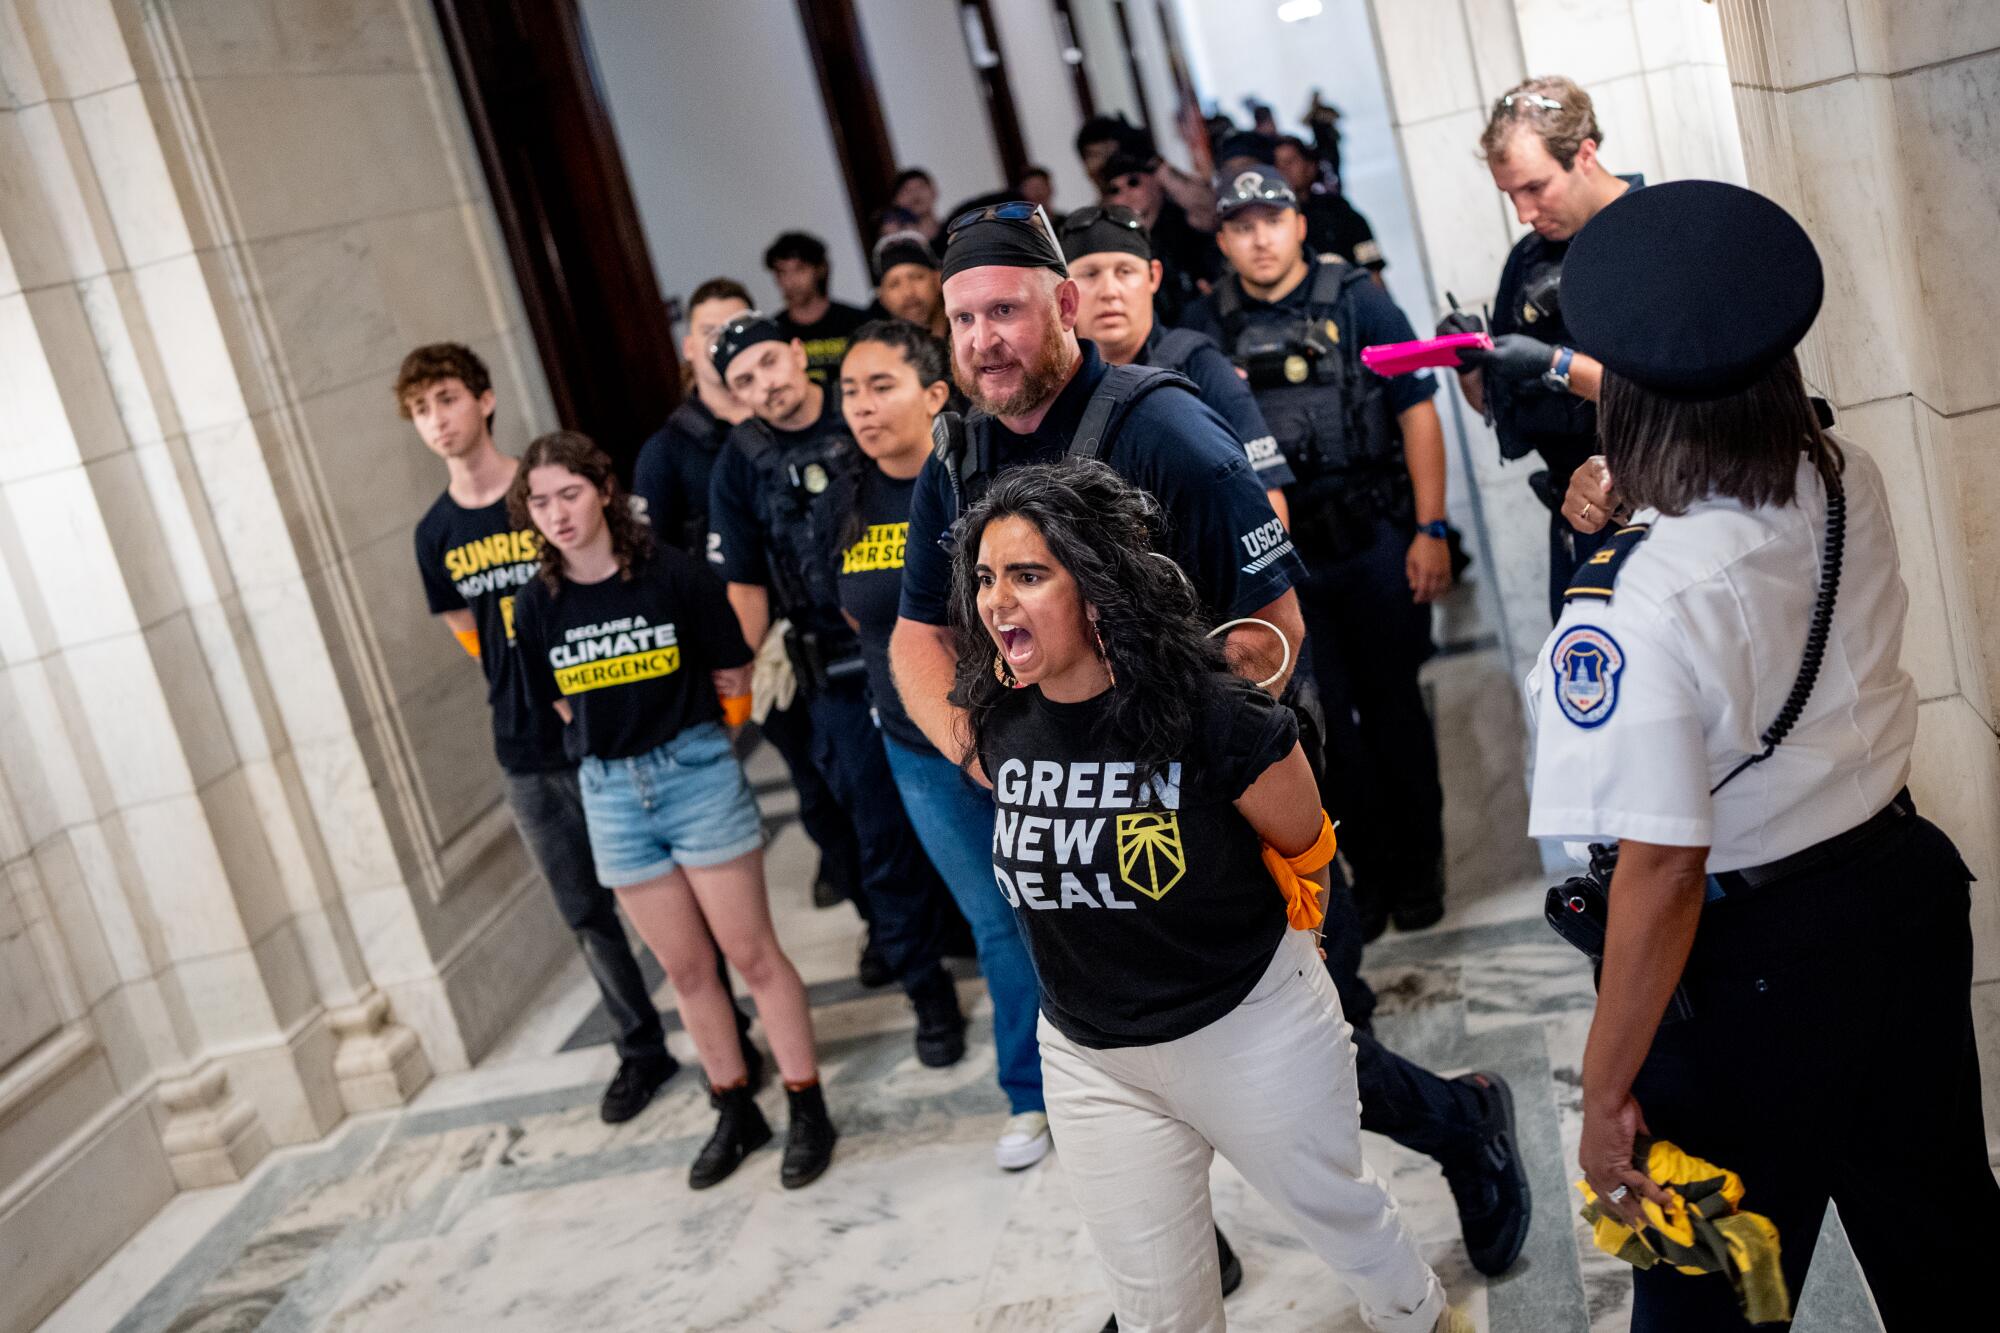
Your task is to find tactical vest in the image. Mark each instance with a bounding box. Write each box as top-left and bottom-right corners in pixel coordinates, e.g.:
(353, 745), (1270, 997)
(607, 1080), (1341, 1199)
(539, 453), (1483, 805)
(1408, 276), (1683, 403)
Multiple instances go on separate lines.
(1211, 257), (1407, 534)
(1144, 327), (1213, 376)
(1488, 244), (1598, 467)
(734, 412), (864, 640)
(935, 362), (1200, 529)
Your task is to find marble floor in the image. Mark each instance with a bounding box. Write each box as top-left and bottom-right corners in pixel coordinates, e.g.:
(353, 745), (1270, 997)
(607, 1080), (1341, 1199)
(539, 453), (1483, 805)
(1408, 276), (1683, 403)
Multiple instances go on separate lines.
(32, 648), (1882, 1332)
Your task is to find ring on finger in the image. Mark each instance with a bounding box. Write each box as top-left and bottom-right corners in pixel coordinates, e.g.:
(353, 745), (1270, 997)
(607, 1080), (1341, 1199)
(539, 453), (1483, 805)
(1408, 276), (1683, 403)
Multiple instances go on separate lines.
(1580, 500), (1593, 521)
(1606, 1184), (1629, 1204)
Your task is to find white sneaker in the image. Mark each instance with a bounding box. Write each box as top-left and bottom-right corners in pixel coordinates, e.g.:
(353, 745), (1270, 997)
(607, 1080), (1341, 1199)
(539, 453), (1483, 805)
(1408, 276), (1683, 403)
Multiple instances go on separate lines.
(994, 1111), (1052, 1170)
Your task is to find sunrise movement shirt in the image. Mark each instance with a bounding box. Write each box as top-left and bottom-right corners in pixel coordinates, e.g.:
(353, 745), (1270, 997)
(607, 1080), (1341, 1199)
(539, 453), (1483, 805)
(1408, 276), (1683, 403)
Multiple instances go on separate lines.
(976, 674), (1300, 1048)
(413, 493), (569, 774)
(513, 548), (753, 761)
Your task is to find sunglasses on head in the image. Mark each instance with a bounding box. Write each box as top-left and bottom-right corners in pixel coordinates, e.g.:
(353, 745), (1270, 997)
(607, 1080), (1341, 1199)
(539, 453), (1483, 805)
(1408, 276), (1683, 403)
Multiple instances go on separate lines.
(1059, 205), (1145, 235)
(944, 200), (1066, 265)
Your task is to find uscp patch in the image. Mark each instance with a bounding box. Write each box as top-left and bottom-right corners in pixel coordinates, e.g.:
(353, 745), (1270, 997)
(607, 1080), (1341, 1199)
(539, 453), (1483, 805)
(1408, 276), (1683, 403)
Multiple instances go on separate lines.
(1551, 625), (1625, 729)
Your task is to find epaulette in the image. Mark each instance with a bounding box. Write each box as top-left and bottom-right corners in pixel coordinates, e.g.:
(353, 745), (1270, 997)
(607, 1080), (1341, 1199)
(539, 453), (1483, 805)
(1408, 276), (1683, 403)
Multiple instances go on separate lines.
(1564, 523), (1651, 604)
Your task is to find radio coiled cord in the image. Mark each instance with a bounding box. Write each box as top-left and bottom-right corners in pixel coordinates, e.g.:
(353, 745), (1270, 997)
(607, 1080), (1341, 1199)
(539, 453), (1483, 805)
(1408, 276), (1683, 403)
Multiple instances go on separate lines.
(1711, 464), (1847, 795)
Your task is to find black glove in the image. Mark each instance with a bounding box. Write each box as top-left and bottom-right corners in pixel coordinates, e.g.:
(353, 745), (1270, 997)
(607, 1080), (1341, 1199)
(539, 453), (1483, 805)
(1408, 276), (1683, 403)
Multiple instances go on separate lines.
(1435, 309), (1485, 338)
(1457, 332), (1556, 382)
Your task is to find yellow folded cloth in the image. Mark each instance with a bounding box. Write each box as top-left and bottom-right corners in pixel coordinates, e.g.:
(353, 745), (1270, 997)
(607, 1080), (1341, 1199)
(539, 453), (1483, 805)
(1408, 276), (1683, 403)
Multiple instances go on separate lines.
(1577, 1139), (1789, 1325)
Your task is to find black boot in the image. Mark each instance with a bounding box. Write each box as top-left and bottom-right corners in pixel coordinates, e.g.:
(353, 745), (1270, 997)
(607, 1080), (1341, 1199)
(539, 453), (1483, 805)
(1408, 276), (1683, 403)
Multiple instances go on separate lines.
(688, 1084), (772, 1190)
(600, 1053), (678, 1125)
(780, 1081), (837, 1189)
(1391, 861), (1447, 933)
(910, 970), (967, 1068)
(857, 933), (894, 988)
(1442, 1071), (1531, 1276)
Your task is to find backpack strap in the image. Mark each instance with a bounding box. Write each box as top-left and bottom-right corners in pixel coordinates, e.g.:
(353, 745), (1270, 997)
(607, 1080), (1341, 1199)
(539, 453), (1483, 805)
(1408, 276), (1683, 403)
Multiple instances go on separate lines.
(1213, 274), (1247, 349)
(1148, 327), (1212, 375)
(1070, 363), (1198, 462)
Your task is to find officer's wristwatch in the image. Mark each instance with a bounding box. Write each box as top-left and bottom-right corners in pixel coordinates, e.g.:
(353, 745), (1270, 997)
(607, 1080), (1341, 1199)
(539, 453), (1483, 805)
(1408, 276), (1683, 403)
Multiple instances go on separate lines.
(1417, 519), (1450, 540)
(1542, 345), (1576, 394)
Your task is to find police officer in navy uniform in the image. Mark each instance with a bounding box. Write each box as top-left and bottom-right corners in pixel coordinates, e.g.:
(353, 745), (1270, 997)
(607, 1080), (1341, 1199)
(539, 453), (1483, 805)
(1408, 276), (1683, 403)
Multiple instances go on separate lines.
(1181, 170), (1455, 939)
(705, 312), (969, 1068)
(890, 204), (1530, 1318)
(1529, 179), (2000, 1331)
(1058, 203), (1296, 524)
(1444, 76), (1643, 619)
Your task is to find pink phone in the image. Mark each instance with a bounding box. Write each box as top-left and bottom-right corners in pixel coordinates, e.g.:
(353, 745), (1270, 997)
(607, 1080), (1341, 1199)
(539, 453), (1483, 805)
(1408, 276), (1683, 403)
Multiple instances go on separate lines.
(1360, 332), (1492, 376)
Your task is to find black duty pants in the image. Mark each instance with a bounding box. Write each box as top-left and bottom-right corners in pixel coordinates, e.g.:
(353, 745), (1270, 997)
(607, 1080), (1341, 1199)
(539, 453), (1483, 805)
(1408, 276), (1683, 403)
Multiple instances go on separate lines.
(504, 767), (667, 1063)
(1629, 814), (2000, 1331)
(758, 694), (865, 910)
(804, 677), (952, 994)
(1295, 516), (1445, 910)
(1285, 666), (1484, 1170)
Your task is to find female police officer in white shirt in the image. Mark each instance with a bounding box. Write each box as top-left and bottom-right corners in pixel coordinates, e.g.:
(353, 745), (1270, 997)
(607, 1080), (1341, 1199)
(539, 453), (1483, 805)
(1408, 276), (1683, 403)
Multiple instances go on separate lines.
(1525, 181), (2000, 1330)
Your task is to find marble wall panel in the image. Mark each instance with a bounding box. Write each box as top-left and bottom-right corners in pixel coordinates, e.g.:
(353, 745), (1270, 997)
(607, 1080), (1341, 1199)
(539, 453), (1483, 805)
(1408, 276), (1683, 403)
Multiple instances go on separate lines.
(1835, 398), (1956, 700)
(78, 274), (169, 450)
(297, 373), (459, 555)
(59, 635), (194, 809)
(1589, 69), (1665, 182)
(0, 654), (107, 841)
(160, 0), (429, 79)
(27, 833), (119, 1010)
(11, 100), (118, 282)
(1972, 978), (2000, 1154)
(1371, 0), (1482, 124)
(68, 82), (190, 269)
(1515, 0), (1643, 83)
(128, 254), (252, 435)
(65, 819), (161, 989)
(0, 883), (63, 1068)
(1395, 111), (1519, 308)
(0, 107), (76, 294)
(11, 0), (135, 100)
(245, 915), (319, 1036)
(138, 612), (235, 787)
(177, 72), (462, 244)
(1914, 404), (1995, 728)
(1893, 49), (2000, 416)
(1911, 696), (2000, 984)
(1463, 0), (1530, 105)
(24, 282), (126, 466)
(1629, 0), (1699, 69)
(194, 766), (290, 948)
(0, 1093), (174, 1333)
(158, 947), (280, 1049)
(0, 2), (45, 109)
(0, 1039), (117, 1187)
(1646, 62), (1748, 184)
(5, 470), (145, 644)
(0, 292), (79, 483)
(1845, 0), (2000, 76)
(1930, 404), (2000, 716)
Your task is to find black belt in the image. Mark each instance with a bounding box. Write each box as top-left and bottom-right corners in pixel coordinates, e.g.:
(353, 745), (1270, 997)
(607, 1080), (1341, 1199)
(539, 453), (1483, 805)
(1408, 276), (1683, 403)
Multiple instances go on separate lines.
(1710, 788), (1914, 896)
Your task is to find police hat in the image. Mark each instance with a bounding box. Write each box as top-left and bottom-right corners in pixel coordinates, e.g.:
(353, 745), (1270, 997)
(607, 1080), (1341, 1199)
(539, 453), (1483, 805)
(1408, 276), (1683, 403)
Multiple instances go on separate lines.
(1213, 131), (1278, 168)
(1095, 147), (1158, 188)
(1563, 180), (1824, 401)
(1214, 169), (1299, 220)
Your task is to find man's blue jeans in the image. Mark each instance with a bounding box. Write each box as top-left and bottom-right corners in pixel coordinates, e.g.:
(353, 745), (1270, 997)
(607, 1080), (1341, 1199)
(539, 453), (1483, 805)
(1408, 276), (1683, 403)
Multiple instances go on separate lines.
(882, 736), (1045, 1114)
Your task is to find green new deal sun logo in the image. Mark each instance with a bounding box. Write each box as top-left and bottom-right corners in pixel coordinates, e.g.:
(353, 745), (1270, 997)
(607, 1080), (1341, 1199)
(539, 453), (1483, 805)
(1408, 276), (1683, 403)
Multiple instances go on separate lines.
(1115, 812), (1186, 901)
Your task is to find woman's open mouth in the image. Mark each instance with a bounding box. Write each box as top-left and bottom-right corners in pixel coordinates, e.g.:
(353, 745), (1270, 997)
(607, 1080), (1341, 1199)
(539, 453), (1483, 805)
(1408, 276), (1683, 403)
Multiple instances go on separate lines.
(996, 623), (1034, 663)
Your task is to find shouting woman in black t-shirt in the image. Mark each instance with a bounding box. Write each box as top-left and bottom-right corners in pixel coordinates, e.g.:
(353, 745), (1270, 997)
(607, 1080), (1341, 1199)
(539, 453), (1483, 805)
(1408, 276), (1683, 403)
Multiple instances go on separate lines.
(508, 432), (835, 1192)
(948, 460), (1464, 1333)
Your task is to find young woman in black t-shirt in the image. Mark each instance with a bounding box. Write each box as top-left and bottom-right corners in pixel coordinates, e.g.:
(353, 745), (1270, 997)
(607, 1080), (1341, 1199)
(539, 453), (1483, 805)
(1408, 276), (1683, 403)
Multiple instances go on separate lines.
(948, 460), (1462, 1333)
(508, 432), (835, 1191)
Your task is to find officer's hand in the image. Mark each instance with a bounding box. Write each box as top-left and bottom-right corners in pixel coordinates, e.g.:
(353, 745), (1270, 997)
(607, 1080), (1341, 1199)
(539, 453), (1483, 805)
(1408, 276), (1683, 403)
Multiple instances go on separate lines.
(1563, 456), (1619, 534)
(1581, 1090), (1673, 1231)
(1457, 332), (1555, 382)
(1434, 309), (1485, 339)
(1406, 533), (1452, 604)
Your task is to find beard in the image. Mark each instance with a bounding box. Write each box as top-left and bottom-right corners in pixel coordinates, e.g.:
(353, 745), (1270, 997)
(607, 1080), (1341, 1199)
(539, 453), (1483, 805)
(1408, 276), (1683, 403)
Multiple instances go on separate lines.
(954, 316), (1071, 418)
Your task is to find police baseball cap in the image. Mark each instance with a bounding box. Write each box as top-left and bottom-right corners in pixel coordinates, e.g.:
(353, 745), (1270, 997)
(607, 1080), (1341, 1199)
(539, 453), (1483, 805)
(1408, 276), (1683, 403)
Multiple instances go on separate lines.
(1213, 131), (1279, 169)
(1563, 180), (1824, 401)
(871, 230), (939, 284)
(1214, 169), (1299, 220)
(1058, 204), (1152, 264)
(709, 310), (789, 379)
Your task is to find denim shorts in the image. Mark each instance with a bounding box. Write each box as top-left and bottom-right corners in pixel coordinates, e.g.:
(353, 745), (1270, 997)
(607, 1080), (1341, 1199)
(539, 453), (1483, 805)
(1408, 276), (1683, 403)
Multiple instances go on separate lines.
(576, 723), (764, 888)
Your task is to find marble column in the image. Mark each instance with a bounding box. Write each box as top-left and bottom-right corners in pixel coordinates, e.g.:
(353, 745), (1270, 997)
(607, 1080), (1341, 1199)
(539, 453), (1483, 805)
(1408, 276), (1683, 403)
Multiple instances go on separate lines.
(0, 1), (566, 1328)
(1713, 0), (2000, 1153)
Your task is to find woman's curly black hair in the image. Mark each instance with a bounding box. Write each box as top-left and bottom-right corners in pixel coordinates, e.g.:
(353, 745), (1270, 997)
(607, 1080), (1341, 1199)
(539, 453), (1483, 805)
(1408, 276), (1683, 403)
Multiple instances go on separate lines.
(946, 458), (1228, 795)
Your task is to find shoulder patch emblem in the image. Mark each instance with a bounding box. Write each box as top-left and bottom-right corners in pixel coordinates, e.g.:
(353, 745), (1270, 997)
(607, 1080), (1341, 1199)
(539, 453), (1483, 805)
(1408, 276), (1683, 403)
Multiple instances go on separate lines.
(1551, 624), (1625, 729)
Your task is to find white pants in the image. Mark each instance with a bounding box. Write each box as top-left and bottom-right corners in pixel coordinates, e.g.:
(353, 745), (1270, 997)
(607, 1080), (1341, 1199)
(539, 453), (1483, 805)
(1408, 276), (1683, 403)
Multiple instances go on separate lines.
(1039, 929), (1445, 1333)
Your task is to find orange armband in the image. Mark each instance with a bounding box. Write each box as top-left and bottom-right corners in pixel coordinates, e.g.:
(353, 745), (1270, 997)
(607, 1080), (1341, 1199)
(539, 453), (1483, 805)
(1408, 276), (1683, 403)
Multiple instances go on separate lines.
(720, 693), (752, 727)
(454, 628), (481, 660)
(1260, 810), (1338, 932)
